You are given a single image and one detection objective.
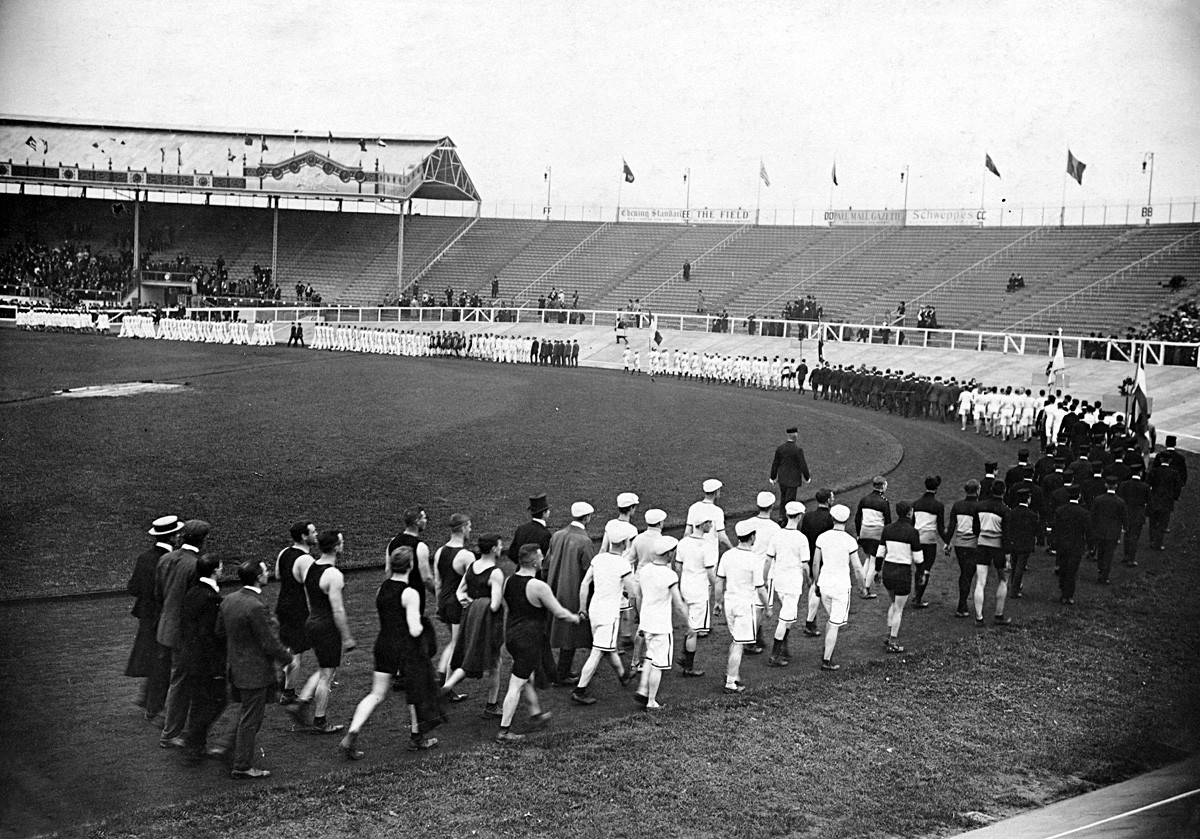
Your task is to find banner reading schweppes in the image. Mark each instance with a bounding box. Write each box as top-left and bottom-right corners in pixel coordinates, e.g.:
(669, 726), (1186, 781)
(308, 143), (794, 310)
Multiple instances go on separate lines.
(907, 208), (986, 225)
(619, 207), (753, 224)
(824, 209), (906, 226)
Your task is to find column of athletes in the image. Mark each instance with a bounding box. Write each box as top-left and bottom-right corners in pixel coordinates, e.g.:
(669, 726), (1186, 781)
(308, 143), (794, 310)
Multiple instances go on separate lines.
(125, 430), (1185, 777)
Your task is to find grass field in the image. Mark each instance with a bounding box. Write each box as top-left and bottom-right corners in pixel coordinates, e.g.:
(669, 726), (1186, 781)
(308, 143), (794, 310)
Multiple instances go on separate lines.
(1, 328), (1196, 839)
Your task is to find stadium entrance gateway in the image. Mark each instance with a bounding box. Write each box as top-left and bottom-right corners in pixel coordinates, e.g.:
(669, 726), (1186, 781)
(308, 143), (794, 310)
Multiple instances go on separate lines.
(0, 116), (481, 307)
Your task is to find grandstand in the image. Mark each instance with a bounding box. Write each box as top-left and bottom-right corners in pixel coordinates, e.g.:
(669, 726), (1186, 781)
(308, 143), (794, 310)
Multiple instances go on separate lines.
(4, 118), (1199, 335)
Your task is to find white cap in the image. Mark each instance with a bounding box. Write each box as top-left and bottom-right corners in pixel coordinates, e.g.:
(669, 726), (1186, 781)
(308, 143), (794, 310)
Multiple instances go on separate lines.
(756, 491), (776, 508)
(654, 535), (679, 555)
(616, 492), (640, 508)
(784, 500), (805, 516)
(830, 504), (851, 523)
(734, 519), (757, 537)
(604, 519), (638, 544)
(702, 478), (722, 493)
(571, 501), (595, 518)
(644, 508), (667, 526)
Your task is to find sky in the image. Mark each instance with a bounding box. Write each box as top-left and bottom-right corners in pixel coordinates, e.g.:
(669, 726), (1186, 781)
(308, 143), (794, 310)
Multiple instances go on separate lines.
(1, 0), (1199, 218)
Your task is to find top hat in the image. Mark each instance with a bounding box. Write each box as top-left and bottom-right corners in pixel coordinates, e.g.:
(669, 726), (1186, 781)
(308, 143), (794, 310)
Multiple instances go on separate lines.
(528, 494), (549, 515)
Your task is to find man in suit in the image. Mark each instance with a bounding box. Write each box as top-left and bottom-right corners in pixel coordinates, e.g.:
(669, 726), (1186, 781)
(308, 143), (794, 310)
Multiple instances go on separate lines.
(546, 501), (597, 685)
(155, 519), (211, 748)
(508, 494), (552, 575)
(1052, 487), (1092, 605)
(179, 553), (229, 760)
(1091, 476), (1128, 585)
(1147, 453), (1184, 550)
(125, 515), (183, 719)
(217, 559), (294, 779)
(1118, 466), (1152, 566)
(1157, 436), (1188, 488)
(769, 427), (811, 524)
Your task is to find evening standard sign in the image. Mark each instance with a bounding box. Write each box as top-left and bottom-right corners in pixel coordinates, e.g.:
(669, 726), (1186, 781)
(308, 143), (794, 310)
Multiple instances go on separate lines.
(824, 209), (905, 226)
(907, 208), (986, 225)
(619, 207), (753, 224)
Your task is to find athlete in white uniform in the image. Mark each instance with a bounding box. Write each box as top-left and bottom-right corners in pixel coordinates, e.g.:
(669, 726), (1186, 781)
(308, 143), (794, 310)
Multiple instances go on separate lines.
(635, 536), (687, 710)
(675, 517), (716, 677)
(765, 500), (809, 667)
(572, 520), (638, 705)
(715, 519), (767, 693)
(814, 505), (866, 670)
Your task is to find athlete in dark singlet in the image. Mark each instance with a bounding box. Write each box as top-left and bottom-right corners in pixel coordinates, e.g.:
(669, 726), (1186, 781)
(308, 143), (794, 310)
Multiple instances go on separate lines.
(274, 521), (316, 704)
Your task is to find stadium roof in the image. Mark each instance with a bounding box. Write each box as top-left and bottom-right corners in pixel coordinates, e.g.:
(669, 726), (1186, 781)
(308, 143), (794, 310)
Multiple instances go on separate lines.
(0, 115), (479, 202)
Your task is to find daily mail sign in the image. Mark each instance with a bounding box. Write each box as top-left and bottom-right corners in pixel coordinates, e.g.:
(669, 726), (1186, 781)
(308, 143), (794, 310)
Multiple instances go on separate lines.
(824, 209), (906, 226)
(619, 207), (754, 224)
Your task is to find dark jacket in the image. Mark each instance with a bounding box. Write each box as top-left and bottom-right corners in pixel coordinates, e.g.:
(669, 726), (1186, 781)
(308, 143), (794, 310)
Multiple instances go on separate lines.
(508, 519), (552, 564)
(1090, 492), (1128, 541)
(1052, 502), (1092, 555)
(800, 505), (835, 556)
(127, 543), (170, 622)
(180, 581), (226, 678)
(1004, 504), (1041, 553)
(770, 441), (811, 487)
(216, 587), (292, 690)
(1117, 477), (1152, 519)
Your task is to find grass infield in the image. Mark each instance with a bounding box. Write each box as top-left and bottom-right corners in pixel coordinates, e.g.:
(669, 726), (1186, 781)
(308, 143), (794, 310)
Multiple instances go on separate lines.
(2, 328), (1197, 838)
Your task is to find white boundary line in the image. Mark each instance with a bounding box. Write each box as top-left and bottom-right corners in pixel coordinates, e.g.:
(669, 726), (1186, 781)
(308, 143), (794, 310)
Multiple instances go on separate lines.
(1036, 787), (1200, 839)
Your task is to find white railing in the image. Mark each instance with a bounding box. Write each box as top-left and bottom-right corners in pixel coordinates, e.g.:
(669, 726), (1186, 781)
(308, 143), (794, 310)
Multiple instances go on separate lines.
(639, 224), (751, 304)
(908, 225), (1050, 305)
(180, 304), (1200, 367)
(514, 221), (615, 301)
(752, 226), (898, 315)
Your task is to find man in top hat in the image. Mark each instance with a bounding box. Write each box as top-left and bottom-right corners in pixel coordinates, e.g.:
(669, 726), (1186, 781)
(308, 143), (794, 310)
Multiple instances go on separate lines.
(126, 515), (184, 718)
(1158, 436), (1188, 488)
(1091, 476), (1128, 585)
(509, 494), (552, 575)
(156, 519), (211, 748)
(769, 427), (811, 523)
(1005, 450), (1034, 490)
(1118, 464), (1152, 566)
(1147, 452), (1184, 551)
(545, 501), (597, 685)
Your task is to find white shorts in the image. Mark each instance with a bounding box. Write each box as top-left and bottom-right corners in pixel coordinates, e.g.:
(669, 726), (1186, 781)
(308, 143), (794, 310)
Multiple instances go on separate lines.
(642, 632), (674, 670)
(821, 590), (850, 627)
(775, 591), (801, 623)
(686, 599), (711, 633)
(590, 617), (620, 652)
(724, 599), (759, 644)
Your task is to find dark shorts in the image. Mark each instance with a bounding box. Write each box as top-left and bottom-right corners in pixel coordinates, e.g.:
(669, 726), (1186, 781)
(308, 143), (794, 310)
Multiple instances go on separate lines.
(306, 617), (342, 668)
(881, 561), (913, 596)
(975, 545), (1008, 571)
(858, 538), (881, 558)
(277, 617), (310, 654)
(506, 631), (542, 681)
(373, 637), (402, 676)
(436, 598), (463, 626)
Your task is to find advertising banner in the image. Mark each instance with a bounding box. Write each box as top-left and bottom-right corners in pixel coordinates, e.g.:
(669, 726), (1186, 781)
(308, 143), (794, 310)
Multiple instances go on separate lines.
(619, 207), (754, 224)
(906, 208), (986, 226)
(823, 209), (905, 226)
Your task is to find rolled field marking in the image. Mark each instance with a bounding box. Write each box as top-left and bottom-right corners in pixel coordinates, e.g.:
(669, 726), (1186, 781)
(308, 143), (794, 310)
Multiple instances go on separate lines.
(55, 381), (184, 398)
(1035, 787), (1200, 839)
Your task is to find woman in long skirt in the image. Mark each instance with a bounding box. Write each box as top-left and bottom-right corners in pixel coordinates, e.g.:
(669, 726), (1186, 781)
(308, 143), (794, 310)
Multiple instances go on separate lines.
(440, 534), (506, 717)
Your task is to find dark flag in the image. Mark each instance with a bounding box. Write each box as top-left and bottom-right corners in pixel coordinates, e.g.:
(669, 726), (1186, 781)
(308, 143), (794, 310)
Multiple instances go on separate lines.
(227, 148), (236, 162)
(40, 139), (48, 154)
(359, 139), (368, 152)
(160, 147), (165, 162)
(261, 135), (269, 152)
(24, 135), (36, 150)
(177, 148), (182, 167)
(832, 161), (838, 186)
(985, 153), (1001, 178)
(1067, 149), (1085, 185)
(112, 202), (126, 217)
(623, 160), (635, 183)
(244, 134), (254, 146)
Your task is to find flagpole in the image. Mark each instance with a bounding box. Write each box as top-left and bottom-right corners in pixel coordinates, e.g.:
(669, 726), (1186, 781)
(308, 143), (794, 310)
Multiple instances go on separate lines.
(1060, 148), (1068, 227)
(617, 163), (623, 223)
(756, 160), (762, 226)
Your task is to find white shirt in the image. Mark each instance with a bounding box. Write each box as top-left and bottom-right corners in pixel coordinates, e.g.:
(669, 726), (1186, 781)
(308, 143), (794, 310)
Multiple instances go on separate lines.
(716, 546), (764, 604)
(676, 534), (716, 602)
(637, 563), (679, 634)
(815, 529), (860, 594)
(747, 517), (781, 558)
(586, 552), (631, 623)
(686, 500), (725, 548)
(766, 528), (809, 593)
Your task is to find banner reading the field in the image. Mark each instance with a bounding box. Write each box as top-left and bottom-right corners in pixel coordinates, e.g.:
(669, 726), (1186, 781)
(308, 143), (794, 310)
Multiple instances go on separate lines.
(619, 207), (753, 225)
(906, 208), (986, 226)
(823, 209), (906, 226)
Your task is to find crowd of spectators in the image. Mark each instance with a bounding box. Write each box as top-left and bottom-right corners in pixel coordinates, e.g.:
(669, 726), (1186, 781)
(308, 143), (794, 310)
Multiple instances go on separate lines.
(1129, 302), (1200, 344)
(781, 294), (822, 321)
(143, 253), (283, 303)
(0, 238), (129, 303)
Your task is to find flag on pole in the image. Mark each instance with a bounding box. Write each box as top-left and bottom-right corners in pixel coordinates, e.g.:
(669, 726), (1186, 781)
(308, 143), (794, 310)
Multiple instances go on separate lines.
(359, 139), (368, 152)
(376, 138), (387, 147)
(24, 136), (37, 150)
(985, 153), (1001, 178)
(651, 315), (662, 346)
(831, 161), (838, 186)
(41, 138), (48, 154)
(1066, 149), (1086, 184)
(623, 160), (635, 183)
(1046, 337), (1066, 383)
(244, 134), (254, 146)
(1131, 347), (1150, 428)
(759, 161), (770, 187)
(261, 135), (269, 152)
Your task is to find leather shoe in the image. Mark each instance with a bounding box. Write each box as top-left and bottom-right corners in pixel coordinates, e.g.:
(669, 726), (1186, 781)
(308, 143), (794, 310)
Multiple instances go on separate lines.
(159, 737), (186, 750)
(230, 768), (271, 779)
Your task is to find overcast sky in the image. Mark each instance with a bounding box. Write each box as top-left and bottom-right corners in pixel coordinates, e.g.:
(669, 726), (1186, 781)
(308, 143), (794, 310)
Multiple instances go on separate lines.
(1, 0), (1198, 216)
